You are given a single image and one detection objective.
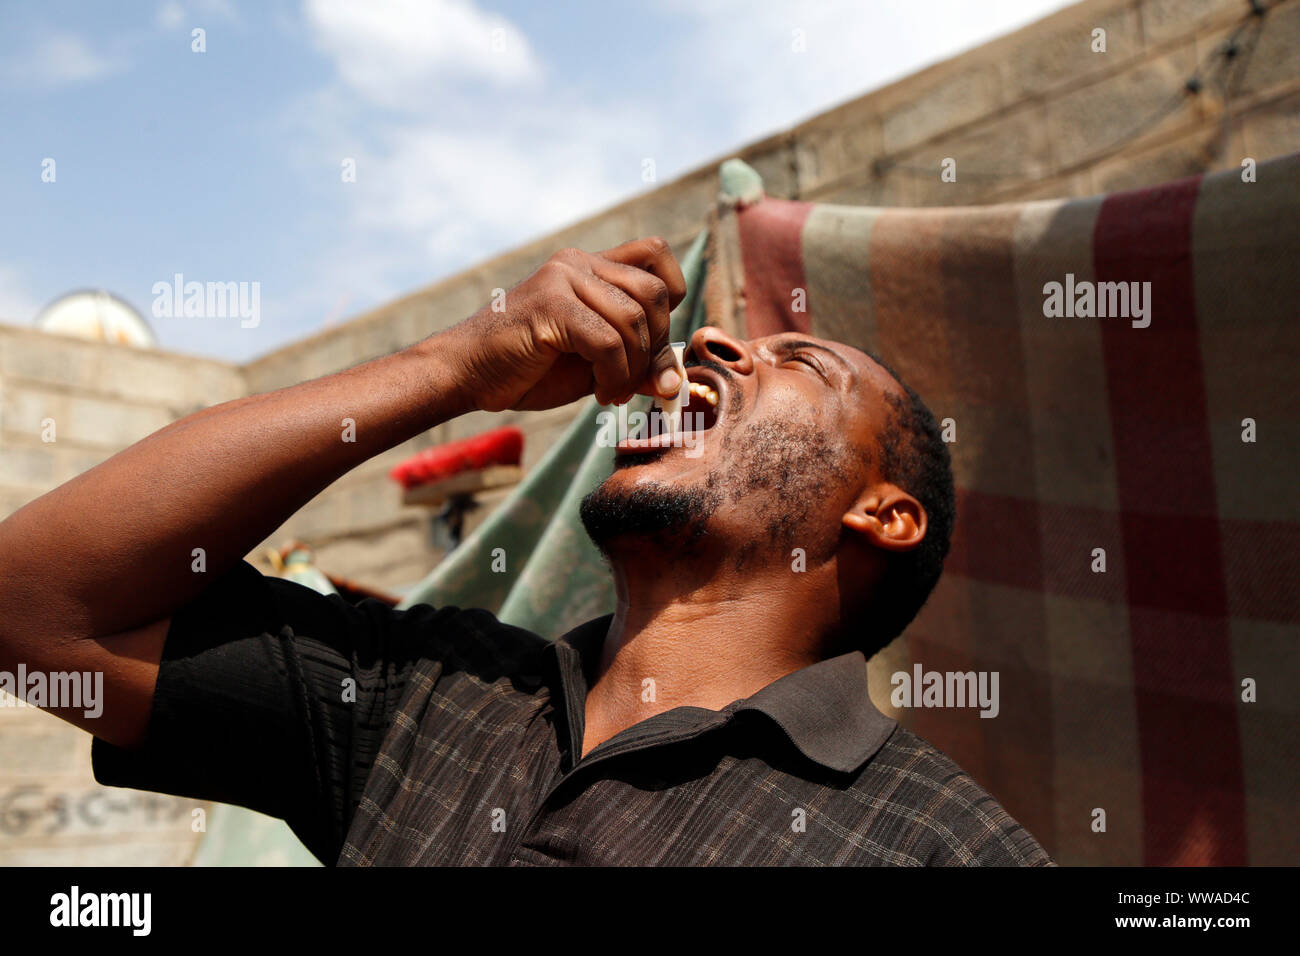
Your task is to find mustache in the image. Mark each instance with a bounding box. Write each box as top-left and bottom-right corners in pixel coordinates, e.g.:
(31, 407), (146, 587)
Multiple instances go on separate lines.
(683, 356), (734, 382)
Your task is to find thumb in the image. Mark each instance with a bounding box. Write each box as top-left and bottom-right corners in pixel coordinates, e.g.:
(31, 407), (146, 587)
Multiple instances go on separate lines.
(639, 342), (684, 399)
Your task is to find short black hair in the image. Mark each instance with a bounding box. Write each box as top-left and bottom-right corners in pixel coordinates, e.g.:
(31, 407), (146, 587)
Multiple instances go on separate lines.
(860, 353), (956, 658)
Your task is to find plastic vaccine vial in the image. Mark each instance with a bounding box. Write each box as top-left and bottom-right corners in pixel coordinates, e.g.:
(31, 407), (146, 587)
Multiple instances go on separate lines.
(662, 341), (688, 434)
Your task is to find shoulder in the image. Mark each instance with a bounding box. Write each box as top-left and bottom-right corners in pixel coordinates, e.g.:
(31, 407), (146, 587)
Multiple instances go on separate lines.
(850, 726), (1053, 866)
(435, 606), (552, 669)
(377, 601), (554, 685)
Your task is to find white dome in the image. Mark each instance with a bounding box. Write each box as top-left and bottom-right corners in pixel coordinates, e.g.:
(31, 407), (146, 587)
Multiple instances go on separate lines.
(35, 290), (156, 348)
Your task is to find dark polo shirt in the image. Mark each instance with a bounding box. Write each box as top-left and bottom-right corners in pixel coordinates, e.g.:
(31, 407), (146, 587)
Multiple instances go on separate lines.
(92, 560), (1051, 866)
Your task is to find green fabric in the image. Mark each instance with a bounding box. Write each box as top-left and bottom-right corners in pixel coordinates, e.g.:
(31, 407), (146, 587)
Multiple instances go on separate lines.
(719, 157), (764, 204)
(193, 803), (322, 867)
(397, 228), (711, 638)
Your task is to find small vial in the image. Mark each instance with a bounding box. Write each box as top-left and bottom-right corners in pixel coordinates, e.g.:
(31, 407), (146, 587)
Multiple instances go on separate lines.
(662, 341), (688, 434)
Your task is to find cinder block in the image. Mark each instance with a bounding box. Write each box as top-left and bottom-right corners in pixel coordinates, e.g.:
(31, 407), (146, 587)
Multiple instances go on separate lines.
(2, 326), (240, 414)
(0, 442), (57, 486)
(444, 408), (506, 443)
(0, 484), (43, 518)
(0, 709), (204, 866)
(811, 168), (917, 208)
(984, 171), (1096, 203)
(190, 361), (246, 406)
(1088, 127), (1215, 192)
(794, 107), (885, 196)
(1, 384), (68, 440)
(1142, 0), (1245, 46)
(312, 522), (431, 585)
(1000, 2), (1142, 101)
(58, 395), (173, 449)
(0, 715), (84, 776)
(882, 65), (1003, 154)
(422, 272), (499, 331)
(0, 839), (200, 867)
(301, 332), (366, 382)
(0, 328), (100, 388)
(1046, 43), (1199, 168)
(95, 348), (199, 406)
(356, 313), (414, 363)
(1241, 89), (1300, 162)
(629, 168), (717, 245)
(905, 104), (1054, 206)
(551, 207), (642, 256)
(1237, 0), (1300, 96)
(741, 140), (800, 199)
(341, 479), (406, 532)
(52, 446), (111, 484)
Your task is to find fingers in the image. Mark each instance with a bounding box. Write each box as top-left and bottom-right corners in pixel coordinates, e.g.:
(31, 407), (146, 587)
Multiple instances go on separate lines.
(586, 257), (679, 398)
(598, 236), (687, 310)
(568, 270), (646, 403)
(560, 300), (632, 406)
(528, 238), (687, 405)
(595, 237), (687, 398)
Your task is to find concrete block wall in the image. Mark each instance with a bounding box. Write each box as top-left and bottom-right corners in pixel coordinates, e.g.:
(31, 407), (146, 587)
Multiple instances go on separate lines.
(798, 0), (1300, 207)
(1, 0), (1296, 864)
(0, 325), (244, 516)
(0, 324), (243, 865)
(0, 702), (204, 865)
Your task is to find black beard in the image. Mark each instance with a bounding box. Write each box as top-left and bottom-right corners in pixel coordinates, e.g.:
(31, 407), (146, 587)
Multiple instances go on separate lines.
(579, 415), (863, 567)
(579, 473), (722, 558)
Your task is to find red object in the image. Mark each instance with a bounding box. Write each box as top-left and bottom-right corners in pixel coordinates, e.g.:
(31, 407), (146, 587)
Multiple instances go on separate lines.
(389, 426), (524, 490)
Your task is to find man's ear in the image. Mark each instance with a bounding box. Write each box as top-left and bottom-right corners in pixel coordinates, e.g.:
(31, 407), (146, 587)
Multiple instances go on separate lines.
(842, 485), (927, 553)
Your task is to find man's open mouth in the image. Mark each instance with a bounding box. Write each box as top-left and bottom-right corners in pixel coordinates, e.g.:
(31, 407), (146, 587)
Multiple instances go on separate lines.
(614, 366), (726, 454)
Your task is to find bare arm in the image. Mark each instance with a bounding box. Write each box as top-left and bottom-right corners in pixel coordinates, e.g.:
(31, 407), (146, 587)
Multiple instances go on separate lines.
(0, 237), (686, 747)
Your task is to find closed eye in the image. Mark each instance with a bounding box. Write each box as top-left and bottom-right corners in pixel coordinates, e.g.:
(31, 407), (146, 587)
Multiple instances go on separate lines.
(785, 353), (830, 383)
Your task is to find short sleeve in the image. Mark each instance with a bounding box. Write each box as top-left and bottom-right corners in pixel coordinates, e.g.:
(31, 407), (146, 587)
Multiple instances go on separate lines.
(91, 559), (463, 865)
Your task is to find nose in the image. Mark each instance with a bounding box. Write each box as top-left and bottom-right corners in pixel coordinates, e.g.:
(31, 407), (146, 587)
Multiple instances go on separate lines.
(688, 326), (755, 376)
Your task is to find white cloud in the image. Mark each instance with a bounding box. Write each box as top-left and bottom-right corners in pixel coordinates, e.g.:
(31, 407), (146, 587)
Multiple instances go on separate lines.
(304, 0), (542, 110)
(5, 33), (127, 89)
(357, 115), (631, 261)
(291, 0), (650, 325)
(156, 0), (239, 29)
(272, 95), (647, 349)
(197, 0), (240, 21)
(156, 2), (186, 29)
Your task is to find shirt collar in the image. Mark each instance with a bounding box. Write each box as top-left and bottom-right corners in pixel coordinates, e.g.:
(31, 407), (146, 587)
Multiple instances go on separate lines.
(735, 649), (897, 773)
(549, 615), (897, 775)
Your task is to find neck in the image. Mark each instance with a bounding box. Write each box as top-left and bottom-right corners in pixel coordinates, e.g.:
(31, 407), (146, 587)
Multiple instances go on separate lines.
(580, 555), (840, 758)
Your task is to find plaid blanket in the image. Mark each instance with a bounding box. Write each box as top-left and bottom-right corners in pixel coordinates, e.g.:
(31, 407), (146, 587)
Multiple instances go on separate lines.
(401, 154), (1299, 866)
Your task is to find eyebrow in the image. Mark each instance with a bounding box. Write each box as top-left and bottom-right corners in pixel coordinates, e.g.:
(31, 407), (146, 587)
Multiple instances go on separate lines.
(777, 339), (855, 375)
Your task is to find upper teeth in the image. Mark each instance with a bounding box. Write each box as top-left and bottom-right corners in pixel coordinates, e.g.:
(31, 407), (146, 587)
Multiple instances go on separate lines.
(687, 381), (718, 406)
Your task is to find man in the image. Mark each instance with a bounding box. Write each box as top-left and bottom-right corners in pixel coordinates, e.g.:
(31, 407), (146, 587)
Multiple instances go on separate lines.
(0, 238), (1050, 866)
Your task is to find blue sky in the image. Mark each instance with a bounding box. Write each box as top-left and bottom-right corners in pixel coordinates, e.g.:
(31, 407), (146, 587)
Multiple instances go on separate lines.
(0, 0), (1073, 361)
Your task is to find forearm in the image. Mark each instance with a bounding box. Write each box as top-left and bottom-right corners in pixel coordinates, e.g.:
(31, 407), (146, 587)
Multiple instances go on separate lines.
(0, 331), (474, 646)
